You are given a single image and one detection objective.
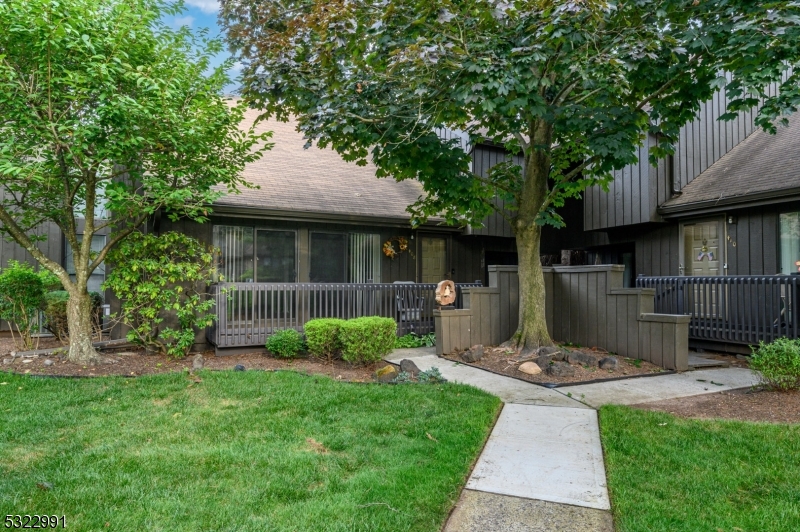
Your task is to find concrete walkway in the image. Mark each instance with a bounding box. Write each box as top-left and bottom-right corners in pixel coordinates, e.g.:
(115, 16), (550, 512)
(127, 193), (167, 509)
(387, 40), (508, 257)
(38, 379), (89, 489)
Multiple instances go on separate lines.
(385, 348), (759, 532)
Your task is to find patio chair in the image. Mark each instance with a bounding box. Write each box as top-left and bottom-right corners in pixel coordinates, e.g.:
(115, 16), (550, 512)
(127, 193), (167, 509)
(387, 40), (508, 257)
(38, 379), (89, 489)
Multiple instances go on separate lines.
(394, 282), (425, 334)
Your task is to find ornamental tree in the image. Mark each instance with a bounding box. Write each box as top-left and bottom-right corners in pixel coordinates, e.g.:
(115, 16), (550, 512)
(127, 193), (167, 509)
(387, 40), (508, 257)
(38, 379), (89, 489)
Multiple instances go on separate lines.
(0, 0), (270, 363)
(221, 0), (800, 349)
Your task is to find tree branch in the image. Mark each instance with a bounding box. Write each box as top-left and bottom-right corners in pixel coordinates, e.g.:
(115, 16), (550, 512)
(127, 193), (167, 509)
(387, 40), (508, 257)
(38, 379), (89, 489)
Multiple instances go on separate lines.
(0, 205), (71, 285)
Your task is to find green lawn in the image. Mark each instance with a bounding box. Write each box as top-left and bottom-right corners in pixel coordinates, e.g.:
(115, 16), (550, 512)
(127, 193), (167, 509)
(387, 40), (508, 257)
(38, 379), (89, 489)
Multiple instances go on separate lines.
(600, 405), (800, 532)
(0, 370), (500, 531)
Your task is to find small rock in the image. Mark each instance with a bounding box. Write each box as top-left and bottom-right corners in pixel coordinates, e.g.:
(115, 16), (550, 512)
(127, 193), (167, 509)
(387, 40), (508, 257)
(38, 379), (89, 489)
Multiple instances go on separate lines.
(375, 365), (398, 383)
(461, 345), (484, 363)
(399, 359), (420, 376)
(233, 364), (245, 372)
(545, 362), (576, 378)
(518, 361), (542, 375)
(43, 359), (55, 367)
(22, 359), (33, 364)
(2, 358), (12, 366)
(567, 351), (598, 367)
(533, 356), (554, 369)
(598, 356), (618, 370)
(192, 354), (205, 371)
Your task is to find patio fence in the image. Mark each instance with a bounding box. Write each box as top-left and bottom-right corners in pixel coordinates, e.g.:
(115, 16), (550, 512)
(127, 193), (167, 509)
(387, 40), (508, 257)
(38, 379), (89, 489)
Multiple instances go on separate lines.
(207, 282), (481, 349)
(636, 275), (800, 345)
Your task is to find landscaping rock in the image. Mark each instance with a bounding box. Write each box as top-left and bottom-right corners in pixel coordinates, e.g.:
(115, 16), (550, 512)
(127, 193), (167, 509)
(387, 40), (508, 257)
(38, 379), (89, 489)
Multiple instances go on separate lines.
(538, 346), (561, 357)
(598, 356), (618, 370)
(545, 362), (576, 378)
(399, 359), (420, 376)
(518, 361), (542, 375)
(567, 351), (598, 367)
(192, 354), (205, 371)
(375, 365), (398, 383)
(533, 356), (555, 370)
(461, 345), (484, 363)
(43, 359), (55, 367)
(233, 364), (245, 372)
(22, 359), (33, 364)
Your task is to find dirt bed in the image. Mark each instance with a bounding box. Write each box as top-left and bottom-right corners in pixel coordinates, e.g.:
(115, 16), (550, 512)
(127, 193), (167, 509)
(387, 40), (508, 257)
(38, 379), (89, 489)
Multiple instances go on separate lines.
(632, 387), (800, 424)
(0, 348), (378, 382)
(443, 345), (668, 385)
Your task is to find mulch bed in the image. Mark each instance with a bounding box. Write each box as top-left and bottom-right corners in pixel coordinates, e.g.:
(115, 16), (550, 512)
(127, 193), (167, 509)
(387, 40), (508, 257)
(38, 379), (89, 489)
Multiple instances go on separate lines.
(443, 344), (668, 385)
(631, 387), (800, 424)
(0, 345), (379, 383)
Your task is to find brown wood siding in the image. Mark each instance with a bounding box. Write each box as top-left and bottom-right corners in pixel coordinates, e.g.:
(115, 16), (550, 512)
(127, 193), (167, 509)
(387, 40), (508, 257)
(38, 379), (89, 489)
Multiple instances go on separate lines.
(585, 76), (788, 231)
(470, 145), (521, 238)
(0, 221), (63, 270)
(725, 206), (781, 276)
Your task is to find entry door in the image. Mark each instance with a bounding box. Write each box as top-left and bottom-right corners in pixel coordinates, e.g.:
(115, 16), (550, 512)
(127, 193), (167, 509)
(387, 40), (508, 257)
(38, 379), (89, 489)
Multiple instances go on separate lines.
(421, 237), (447, 283)
(682, 221), (722, 276)
(681, 220), (724, 318)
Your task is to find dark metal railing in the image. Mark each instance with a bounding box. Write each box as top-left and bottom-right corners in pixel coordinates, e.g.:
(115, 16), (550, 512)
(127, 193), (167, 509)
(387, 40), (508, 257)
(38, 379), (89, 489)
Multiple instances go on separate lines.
(636, 275), (800, 345)
(207, 282), (481, 348)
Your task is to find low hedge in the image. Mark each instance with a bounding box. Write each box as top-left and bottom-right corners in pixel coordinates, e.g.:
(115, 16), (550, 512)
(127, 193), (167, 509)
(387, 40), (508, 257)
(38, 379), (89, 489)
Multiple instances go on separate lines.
(338, 317), (397, 364)
(304, 318), (345, 362)
(265, 328), (304, 359)
(751, 338), (800, 391)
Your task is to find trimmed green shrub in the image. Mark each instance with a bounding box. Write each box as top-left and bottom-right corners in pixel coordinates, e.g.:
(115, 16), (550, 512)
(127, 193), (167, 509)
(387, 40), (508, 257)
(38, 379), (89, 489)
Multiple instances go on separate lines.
(0, 260), (47, 349)
(266, 328), (304, 358)
(339, 317), (397, 364)
(304, 318), (345, 361)
(751, 338), (800, 391)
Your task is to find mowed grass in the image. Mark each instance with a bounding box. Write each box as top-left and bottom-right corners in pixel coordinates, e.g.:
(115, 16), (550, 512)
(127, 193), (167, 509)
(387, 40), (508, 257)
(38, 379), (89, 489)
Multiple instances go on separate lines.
(0, 370), (500, 531)
(600, 405), (800, 532)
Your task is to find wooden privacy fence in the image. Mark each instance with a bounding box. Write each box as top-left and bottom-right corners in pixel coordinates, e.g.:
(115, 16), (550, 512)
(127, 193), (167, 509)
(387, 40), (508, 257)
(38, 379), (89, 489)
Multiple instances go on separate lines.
(435, 265), (690, 371)
(636, 275), (800, 346)
(207, 281), (481, 349)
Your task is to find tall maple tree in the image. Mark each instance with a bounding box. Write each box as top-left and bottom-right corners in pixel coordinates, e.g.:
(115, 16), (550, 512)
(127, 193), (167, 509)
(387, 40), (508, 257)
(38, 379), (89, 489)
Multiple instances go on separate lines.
(221, 0), (800, 349)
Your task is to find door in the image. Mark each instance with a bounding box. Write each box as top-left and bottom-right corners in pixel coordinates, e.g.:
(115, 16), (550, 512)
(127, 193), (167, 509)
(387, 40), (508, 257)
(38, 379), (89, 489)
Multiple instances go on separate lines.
(682, 221), (722, 276)
(681, 220), (724, 318)
(421, 237), (447, 283)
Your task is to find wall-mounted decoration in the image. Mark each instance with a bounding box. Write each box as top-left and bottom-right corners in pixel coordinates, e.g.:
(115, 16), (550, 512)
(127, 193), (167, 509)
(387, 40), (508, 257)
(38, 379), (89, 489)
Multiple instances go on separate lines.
(696, 239), (714, 261)
(382, 236), (412, 259)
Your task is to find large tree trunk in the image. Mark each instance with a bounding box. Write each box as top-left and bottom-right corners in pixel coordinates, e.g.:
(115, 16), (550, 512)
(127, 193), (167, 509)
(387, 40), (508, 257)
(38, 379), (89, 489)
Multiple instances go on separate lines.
(66, 288), (100, 364)
(514, 223), (552, 349)
(509, 118), (555, 350)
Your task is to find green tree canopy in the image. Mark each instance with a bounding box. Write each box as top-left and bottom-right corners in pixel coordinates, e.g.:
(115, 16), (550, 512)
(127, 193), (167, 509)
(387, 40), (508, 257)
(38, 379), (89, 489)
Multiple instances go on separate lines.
(0, 0), (270, 362)
(221, 0), (800, 349)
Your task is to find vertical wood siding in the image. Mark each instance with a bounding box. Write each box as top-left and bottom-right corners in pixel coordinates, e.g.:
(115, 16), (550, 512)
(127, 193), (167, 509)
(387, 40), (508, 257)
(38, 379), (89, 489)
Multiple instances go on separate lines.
(470, 145), (522, 238)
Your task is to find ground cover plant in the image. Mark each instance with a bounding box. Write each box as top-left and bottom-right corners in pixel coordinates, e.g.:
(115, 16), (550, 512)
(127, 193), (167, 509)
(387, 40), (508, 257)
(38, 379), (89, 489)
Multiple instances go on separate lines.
(600, 405), (800, 532)
(0, 371), (499, 531)
(395, 333), (436, 349)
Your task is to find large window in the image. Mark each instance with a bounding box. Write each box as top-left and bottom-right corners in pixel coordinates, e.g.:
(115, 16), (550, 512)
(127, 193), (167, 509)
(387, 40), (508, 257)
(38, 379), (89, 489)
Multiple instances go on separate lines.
(780, 212), (800, 274)
(310, 233), (347, 282)
(65, 235), (107, 294)
(256, 230), (296, 282)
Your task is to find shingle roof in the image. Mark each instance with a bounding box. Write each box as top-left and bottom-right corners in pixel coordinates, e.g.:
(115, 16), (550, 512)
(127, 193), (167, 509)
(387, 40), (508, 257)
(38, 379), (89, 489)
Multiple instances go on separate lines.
(661, 113), (800, 213)
(214, 107), (426, 222)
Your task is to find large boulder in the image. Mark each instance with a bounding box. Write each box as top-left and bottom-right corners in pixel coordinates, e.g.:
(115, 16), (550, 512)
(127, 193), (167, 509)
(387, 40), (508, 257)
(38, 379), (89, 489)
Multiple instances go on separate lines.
(567, 351), (598, 367)
(545, 362), (576, 378)
(599, 356), (619, 370)
(461, 345), (484, 363)
(399, 359), (421, 376)
(518, 361), (542, 375)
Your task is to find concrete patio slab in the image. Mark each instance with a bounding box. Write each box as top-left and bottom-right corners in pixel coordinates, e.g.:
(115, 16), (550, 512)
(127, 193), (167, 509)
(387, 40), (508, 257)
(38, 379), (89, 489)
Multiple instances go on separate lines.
(466, 404), (610, 510)
(558, 367), (759, 408)
(443, 489), (614, 532)
(385, 353), (588, 408)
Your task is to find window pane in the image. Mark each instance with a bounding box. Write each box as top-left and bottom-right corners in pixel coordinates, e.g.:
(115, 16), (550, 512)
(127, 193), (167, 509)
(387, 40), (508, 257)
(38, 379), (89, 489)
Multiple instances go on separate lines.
(349, 233), (381, 283)
(310, 233), (347, 283)
(213, 226), (255, 282)
(256, 230), (296, 282)
(65, 235), (107, 293)
(781, 212), (800, 274)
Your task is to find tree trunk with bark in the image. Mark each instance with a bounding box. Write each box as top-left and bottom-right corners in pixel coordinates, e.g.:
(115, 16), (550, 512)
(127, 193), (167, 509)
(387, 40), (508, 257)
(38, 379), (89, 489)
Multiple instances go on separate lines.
(510, 118), (555, 350)
(66, 286), (100, 364)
